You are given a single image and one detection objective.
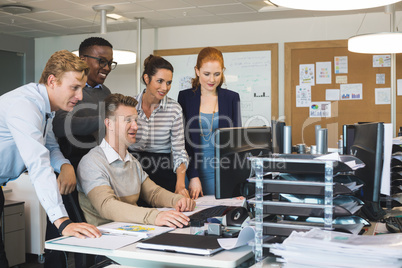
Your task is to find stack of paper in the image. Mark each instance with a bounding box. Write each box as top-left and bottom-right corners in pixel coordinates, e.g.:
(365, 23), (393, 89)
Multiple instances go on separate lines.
(268, 228), (402, 268)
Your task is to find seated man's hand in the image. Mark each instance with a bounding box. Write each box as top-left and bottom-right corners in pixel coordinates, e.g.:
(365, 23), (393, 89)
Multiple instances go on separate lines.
(55, 218), (102, 239)
(58, 163), (77, 195)
(175, 197), (196, 212)
(155, 210), (190, 228)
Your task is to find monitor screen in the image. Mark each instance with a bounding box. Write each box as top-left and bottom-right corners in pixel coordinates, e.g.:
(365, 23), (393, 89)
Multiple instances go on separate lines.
(349, 122), (385, 220)
(215, 126), (272, 199)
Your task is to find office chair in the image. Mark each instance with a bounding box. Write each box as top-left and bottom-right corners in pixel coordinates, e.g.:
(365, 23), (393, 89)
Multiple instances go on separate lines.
(67, 192), (119, 268)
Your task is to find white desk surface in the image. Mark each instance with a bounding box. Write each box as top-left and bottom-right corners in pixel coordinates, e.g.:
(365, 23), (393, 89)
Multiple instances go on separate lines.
(45, 228), (254, 268)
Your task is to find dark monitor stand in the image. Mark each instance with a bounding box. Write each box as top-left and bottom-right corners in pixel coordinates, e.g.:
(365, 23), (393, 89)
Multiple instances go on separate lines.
(271, 120), (286, 154)
(347, 122), (386, 221)
(342, 124), (355, 155)
(215, 126), (272, 199)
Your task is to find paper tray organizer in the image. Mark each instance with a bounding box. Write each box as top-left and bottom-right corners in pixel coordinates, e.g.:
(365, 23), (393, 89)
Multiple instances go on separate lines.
(247, 154), (366, 243)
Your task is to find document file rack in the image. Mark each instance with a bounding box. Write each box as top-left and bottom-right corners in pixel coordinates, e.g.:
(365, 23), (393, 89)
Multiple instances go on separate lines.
(247, 154), (364, 263)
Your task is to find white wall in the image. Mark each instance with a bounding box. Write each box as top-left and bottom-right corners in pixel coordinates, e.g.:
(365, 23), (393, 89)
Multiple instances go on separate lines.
(35, 11), (399, 116)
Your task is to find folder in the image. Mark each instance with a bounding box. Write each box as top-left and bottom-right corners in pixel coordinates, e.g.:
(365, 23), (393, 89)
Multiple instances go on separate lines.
(136, 233), (224, 256)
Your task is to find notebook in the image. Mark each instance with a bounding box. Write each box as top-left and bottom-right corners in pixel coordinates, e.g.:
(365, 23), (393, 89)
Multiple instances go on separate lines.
(136, 232), (224, 256)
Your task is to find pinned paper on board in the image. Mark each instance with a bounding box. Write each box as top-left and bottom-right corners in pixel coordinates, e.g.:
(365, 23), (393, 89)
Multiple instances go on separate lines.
(316, 62), (331, 84)
(334, 56), (348, 74)
(309, 102), (331, 118)
(326, 89), (340, 101)
(296, 85), (311, 107)
(336, 75), (347, 84)
(375, 88), (391, 105)
(376, 74), (385, 84)
(340, 83), (363, 100)
(373, 55), (391, 67)
(397, 79), (402, 96)
(299, 64), (315, 86)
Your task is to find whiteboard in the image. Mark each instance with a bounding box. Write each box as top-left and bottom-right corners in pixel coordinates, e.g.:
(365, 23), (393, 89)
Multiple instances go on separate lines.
(164, 50), (272, 127)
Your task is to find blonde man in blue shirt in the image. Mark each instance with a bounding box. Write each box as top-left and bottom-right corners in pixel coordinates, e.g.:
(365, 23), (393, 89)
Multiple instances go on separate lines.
(0, 50), (101, 267)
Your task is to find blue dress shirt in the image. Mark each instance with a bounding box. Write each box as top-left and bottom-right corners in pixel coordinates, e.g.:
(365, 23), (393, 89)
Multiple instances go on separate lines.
(0, 83), (69, 222)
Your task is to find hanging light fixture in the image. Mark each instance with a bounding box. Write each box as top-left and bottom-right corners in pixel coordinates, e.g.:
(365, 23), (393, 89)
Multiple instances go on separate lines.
(348, 32), (402, 54)
(268, 0), (401, 11)
(347, 4), (402, 54)
(82, 4), (136, 65)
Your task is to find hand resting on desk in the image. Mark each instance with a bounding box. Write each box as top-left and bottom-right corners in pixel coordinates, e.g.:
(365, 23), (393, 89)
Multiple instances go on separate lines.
(155, 197), (196, 228)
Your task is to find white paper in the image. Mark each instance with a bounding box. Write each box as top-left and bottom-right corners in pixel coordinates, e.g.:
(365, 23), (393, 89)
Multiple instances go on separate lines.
(296, 85), (311, 107)
(315, 152), (340, 161)
(97, 222), (174, 238)
(309, 102), (331, 118)
(373, 55), (391, 67)
(193, 195), (245, 207)
(336, 75), (347, 84)
(47, 234), (141, 250)
(393, 136), (402, 145)
(340, 83), (363, 100)
(158, 195), (245, 217)
(376, 73), (385, 84)
(381, 123), (392, 195)
(397, 79), (402, 96)
(299, 64), (315, 86)
(316, 62), (332, 84)
(268, 228), (402, 268)
(334, 56), (348, 74)
(375, 88), (391, 105)
(217, 226), (255, 250)
(325, 89), (340, 101)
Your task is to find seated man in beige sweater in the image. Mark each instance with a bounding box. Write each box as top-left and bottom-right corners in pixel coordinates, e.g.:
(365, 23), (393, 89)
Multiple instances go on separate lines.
(77, 93), (195, 227)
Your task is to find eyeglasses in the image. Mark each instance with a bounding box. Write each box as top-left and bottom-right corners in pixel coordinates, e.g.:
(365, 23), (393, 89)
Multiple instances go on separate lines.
(83, 55), (117, 70)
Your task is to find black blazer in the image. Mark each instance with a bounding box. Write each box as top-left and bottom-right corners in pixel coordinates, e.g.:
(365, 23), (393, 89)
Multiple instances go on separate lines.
(178, 86), (241, 179)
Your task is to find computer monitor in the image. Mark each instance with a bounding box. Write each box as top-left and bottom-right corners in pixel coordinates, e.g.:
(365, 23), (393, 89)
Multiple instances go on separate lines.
(348, 122), (385, 220)
(342, 124), (355, 155)
(215, 126), (272, 199)
(271, 120), (286, 154)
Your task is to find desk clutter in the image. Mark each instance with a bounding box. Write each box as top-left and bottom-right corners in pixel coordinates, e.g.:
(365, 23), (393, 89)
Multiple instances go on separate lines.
(268, 228), (402, 268)
(45, 196), (255, 257)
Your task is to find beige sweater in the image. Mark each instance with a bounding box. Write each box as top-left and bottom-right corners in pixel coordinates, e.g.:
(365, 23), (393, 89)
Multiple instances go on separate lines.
(77, 142), (183, 226)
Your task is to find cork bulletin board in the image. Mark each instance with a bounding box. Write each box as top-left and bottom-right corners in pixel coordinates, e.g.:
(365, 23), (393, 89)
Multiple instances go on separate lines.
(285, 40), (393, 147)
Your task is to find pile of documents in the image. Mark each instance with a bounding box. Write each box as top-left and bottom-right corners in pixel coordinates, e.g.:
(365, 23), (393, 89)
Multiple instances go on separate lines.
(267, 228), (402, 268)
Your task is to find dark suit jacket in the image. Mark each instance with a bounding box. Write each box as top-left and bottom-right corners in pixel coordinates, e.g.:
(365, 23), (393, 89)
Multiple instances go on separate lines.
(178, 86), (241, 179)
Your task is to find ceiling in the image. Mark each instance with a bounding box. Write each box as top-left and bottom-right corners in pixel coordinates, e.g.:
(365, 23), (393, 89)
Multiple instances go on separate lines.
(0, 0), (401, 39)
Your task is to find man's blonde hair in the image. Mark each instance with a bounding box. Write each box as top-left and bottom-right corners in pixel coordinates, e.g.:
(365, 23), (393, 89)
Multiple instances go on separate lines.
(39, 50), (89, 85)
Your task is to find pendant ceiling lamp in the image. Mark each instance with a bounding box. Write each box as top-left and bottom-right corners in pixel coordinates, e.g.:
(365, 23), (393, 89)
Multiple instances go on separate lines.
(268, 0), (401, 11)
(86, 4), (136, 65)
(348, 32), (402, 54)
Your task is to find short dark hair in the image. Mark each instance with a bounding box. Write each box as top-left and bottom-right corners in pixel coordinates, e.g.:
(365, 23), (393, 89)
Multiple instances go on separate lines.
(104, 93), (138, 118)
(79, 37), (113, 56)
(142, 55), (174, 85)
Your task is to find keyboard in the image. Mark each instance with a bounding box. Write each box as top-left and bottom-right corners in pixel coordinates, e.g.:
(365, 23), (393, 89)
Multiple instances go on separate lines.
(384, 216), (402, 233)
(189, 205), (233, 225)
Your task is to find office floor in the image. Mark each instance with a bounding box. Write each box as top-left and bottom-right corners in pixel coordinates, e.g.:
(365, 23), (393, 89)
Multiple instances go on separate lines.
(17, 253), (74, 268)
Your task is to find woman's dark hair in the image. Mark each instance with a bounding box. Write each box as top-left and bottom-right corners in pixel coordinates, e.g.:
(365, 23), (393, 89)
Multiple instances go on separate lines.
(142, 55), (174, 85)
(191, 47), (225, 89)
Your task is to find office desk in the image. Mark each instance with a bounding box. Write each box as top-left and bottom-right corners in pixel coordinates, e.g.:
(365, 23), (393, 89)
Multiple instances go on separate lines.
(45, 228), (254, 268)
